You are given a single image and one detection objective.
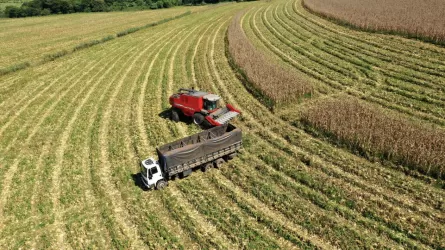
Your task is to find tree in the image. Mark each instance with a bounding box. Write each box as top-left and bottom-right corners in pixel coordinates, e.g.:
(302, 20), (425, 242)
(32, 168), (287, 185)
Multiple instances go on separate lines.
(4, 6), (22, 17)
(40, 8), (51, 15)
(23, 6), (41, 16)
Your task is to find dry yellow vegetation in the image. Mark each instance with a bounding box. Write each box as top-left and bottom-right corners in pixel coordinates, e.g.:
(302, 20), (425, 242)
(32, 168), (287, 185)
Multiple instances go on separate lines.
(0, 5), (208, 68)
(0, 0), (444, 249)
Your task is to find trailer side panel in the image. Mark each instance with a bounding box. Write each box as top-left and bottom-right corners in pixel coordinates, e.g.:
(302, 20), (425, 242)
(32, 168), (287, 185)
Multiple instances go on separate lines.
(157, 124), (242, 176)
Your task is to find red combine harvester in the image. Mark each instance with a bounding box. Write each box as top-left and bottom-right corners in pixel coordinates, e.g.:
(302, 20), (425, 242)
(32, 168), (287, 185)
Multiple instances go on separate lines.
(169, 88), (241, 127)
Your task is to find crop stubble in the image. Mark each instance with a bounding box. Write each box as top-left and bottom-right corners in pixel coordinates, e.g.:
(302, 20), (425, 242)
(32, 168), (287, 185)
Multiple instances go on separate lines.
(0, 0), (444, 248)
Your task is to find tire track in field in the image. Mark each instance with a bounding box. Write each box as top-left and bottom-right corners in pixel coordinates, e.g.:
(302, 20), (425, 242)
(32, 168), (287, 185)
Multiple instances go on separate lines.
(127, 25), (184, 154)
(204, 17), (345, 249)
(192, 14), (297, 244)
(165, 14), (241, 248)
(175, 172), (289, 249)
(120, 26), (199, 247)
(0, 58), (96, 158)
(135, 28), (199, 248)
(250, 127), (445, 235)
(0, 44), (122, 194)
(151, 18), (233, 246)
(0, 56), (84, 125)
(213, 174), (336, 249)
(280, 2), (445, 89)
(194, 15), (327, 248)
(143, 23), (222, 246)
(135, 24), (185, 153)
(51, 38), (151, 248)
(1, 40), (129, 247)
(79, 31), (170, 248)
(0, 60), (69, 109)
(0, 53), (113, 232)
(9, 33), (154, 248)
(250, 5), (444, 237)
(248, 7), (343, 92)
(260, 1), (445, 125)
(166, 17), (208, 136)
(198, 175), (313, 249)
(132, 10), (243, 247)
(236, 8), (440, 245)
(96, 26), (184, 248)
(245, 8), (442, 247)
(292, 0), (445, 69)
(190, 17), (219, 87)
(205, 12), (436, 248)
(265, 4), (445, 121)
(246, 4), (444, 221)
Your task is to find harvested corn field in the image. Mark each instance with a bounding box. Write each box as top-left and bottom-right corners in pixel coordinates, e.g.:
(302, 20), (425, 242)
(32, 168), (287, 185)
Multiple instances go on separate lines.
(0, 0), (444, 249)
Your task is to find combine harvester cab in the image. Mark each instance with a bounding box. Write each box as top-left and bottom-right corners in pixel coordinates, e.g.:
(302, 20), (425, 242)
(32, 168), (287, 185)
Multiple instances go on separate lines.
(140, 124), (242, 190)
(169, 88), (241, 127)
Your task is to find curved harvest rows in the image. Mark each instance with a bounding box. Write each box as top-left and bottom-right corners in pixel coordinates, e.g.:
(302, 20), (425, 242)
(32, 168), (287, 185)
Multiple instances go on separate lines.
(243, 0), (445, 126)
(0, 0), (444, 248)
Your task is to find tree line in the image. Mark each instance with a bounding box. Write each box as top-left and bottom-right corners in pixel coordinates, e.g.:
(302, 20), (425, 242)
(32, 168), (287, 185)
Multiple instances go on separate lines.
(4, 0), (251, 18)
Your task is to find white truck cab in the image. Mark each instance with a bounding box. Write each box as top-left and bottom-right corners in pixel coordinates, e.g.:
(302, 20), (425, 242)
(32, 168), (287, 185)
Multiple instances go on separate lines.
(140, 157), (166, 189)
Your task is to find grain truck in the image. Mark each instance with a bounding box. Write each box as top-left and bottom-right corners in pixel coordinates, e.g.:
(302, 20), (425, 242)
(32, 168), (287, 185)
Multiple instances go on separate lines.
(140, 124), (242, 190)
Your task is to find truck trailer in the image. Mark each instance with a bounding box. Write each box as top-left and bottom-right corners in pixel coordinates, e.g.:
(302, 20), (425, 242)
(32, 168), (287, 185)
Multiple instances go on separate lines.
(140, 124), (242, 190)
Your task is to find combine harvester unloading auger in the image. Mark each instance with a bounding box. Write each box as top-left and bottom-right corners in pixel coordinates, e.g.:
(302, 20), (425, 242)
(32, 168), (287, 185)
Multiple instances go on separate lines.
(169, 88), (241, 127)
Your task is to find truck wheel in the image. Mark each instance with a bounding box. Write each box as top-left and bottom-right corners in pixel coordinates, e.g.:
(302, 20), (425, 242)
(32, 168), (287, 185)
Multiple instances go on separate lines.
(224, 153), (237, 161)
(201, 162), (213, 172)
(156, 180), (168, 190)
(214, 158), (225, 168)
(171, 109), (179, 122)
(193, 113), (204, 125)
(228, 153), (237, 160)
(202, 120), (212, 129)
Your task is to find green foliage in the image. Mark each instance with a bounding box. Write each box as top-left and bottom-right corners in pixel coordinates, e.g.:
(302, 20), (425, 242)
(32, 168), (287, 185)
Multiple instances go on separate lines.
(72, 34), (115, 52)
(100, 35), (115, 42)
(0, 61), (30, 76)
(116, 27), (141, 37)
(4, 5), (22, 17)
(40, 7), (50, 14)
(73, 39), (101, 51)
(117, 11), (191, 37)
(42, 50), (69, 62)
(0, 11), (189, 76)
(4, 0), (233, 17)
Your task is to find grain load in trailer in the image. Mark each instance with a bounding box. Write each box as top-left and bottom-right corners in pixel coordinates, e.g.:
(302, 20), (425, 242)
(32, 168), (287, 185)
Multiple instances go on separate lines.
(140, 124), (242, 190)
